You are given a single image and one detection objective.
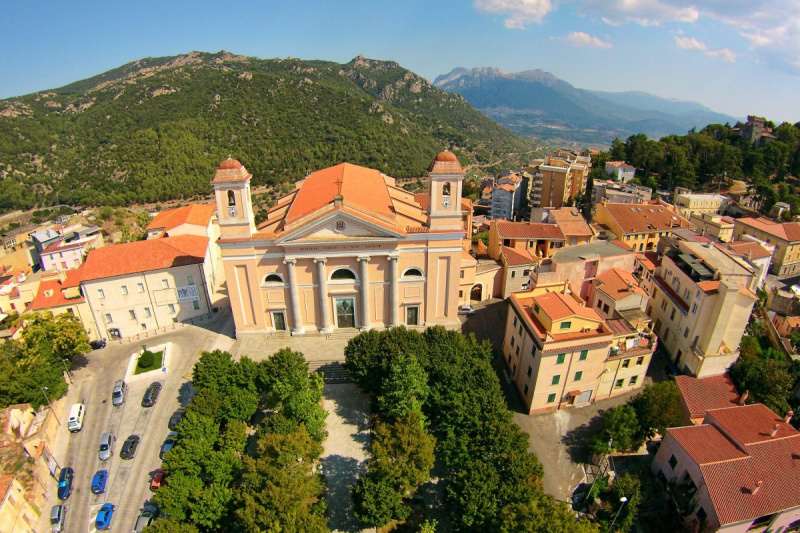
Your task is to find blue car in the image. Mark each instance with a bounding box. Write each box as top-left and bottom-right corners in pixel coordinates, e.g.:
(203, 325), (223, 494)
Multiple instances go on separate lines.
(57, 467), (74, 500)
(95, 503), (115, 530)
(91, 470), (108, 495)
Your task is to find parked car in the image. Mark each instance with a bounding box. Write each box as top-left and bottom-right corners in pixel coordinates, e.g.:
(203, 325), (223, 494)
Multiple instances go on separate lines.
(91, 470), (108, 495)
(120, 435), (141, 459)
(142, 382), (162, 407)
(168, 408), (186, 430)
(133, 504), (158, 533)
(57, 467), (73, 500)
(111, 379), (127, 406)
(95, 503), (115, 530)
(50, 504), (67, 533)
(98, 432), (115, 461)
(89, 339), (107, 350)
(150, 468), (167, 491)
(160, 432), (177, 460)
(457, 305), (476, 316)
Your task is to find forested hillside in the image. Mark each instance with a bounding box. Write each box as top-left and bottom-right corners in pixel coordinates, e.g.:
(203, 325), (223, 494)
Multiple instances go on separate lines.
(0, 51), (539, 212)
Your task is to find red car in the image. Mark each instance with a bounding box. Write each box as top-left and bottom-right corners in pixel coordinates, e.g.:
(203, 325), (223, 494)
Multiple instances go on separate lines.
(150, 469), (167, 491)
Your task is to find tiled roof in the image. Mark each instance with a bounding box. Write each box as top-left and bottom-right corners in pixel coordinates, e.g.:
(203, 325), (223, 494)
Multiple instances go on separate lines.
(147, 203), (215, 233)
(62, 267), (83, 288)
(496, 221), (565, 240)
(605, 318), (637, 337)
(286, 163), (394, 223)
(636, 251), (659, 271)
(724, 241), (772, 260)
(30, 277), (84, 310)
(675, 375), (740, 419)
(602, 203), (691, 234)
(696, 280), (720, 293)
(430, 151), (464, 174)
(212, 159), (252, 183)
(548, 208), (593, 237)
(595, 268), (646, 301)
(501, 246), (534, 266)
(80, 235), (208, 281)
(534, 291), (602, 321)
(668, 425), (748, 465)
(736, 217), (800, 242)
(704, 404), (797, 447)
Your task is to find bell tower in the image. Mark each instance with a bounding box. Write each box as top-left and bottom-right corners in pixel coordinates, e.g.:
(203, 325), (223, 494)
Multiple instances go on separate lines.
(427, 151), (465, 231)
(212, 158), (256, 238)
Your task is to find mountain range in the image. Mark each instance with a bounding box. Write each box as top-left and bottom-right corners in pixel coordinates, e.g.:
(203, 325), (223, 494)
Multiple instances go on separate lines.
(433, 67), (740, 147)
(0, 52), (541, 213)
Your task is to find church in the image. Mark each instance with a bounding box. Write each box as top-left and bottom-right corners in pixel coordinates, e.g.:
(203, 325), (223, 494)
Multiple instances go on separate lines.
(213, 151), (471, 336)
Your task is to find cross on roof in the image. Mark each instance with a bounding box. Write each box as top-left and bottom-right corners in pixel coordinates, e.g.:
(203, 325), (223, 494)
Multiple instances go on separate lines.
(335, 176), (344, 196)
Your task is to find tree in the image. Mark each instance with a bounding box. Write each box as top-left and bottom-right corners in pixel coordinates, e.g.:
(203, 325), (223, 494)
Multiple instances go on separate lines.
(600, 474), (641, 533)
(601, 405), (641, 452)
(729, 354), (793, 415)
(20, 312), (90, 364)
(445, 460), (501, 530)
(498, 493), (600, 533)
(377, 354), (429, 421)
(352, 473), (408, 529)
(630, 382), (683, 440)
(370, 410), (435, 495)
(472, 230), (489, 246)
(0, 340), (68, 408)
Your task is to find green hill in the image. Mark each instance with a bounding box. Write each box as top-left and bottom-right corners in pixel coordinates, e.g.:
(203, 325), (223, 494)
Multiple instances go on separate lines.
(0, 51), (540, 212)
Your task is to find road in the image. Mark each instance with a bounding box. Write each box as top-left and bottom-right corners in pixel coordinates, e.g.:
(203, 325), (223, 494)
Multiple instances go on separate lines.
(40, 310), (235, 533)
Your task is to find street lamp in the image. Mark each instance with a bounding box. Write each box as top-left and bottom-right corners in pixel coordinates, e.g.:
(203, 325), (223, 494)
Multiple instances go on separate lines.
(61, 359), (73, 381)
(40, 387), (61, 426)
(608, 496), (628, 533)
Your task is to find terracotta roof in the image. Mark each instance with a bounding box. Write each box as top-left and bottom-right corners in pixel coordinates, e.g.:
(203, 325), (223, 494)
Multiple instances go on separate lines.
(430, 151), (464, 174)
(609, 239), (631, 250)
(675, 375), (740, 419)
(212, 158), (252, 184)
(147, 204), (215, 233)
(601, 203), (692, 234)
(0, 475), (13, 499)
(668, 425), (748, 464)
(736, 217), (800, 242)
(501, 246), (534, 266)
(80, 235), (208, 281)
(31, 277), (84, 310)
(724, 241), (772, 260)
(636, 251), (660, 271)
(705, 404), (797, 446)
(595, 268), (646, 301)
(406, 227), (430, 234)
(62, 267), (83, 288)
(605, 318), (637, 337)
(696, 280), (720, 293)
(413, 193), (429, 211)
(534, 291), (602, 321)
(461, 198), (471, 211)
(496, 184), (516, 193)
(495, 221), (565, 240)
(286, 163), (394, 223)
(548, 208), (593, 237)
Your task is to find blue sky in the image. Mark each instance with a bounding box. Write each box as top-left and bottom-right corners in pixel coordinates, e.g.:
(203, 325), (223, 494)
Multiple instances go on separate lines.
(2, 1), (799, 126)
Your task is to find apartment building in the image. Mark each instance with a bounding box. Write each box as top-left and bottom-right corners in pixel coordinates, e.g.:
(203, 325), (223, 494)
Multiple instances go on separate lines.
(39, 226), (104, 272)
(499, 246), (534, 297)
(594, 201), (693, 252)
(652, 404), (800, 532)
(590, 268), (648, 321)
(80, 235), (215, 340)
(720, 241), (772, 289)
(488, 220), (566, 260)
(689, 213), (735, 243)
(593, 180), (652, 205)
(604, 161), (636, 183)
(647, 239), (758, 377)
(498, 172), (524, 212)
(733, 217), (800, 276)
(0, 475), (38, 533)
(490, 184), (517, 220)
(673, 190), (730, 219)
(530, 207), (595, 246)
(525, 151), (590, 208)
(504, 289), (654, 414)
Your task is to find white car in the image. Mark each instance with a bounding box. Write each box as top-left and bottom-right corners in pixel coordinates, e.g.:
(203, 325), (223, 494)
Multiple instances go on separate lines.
(458, 305), (476, 316)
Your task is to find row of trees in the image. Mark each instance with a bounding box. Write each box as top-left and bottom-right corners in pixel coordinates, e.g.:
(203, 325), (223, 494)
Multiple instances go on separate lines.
(344, 326), (598, 532)
(150, 349), (328, 532)
(0, 312), (90, 409)
(591, 120), (800, 194)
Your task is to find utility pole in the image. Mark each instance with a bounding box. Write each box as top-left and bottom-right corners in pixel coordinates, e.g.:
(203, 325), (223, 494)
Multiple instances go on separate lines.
(40, 387), (61, 426)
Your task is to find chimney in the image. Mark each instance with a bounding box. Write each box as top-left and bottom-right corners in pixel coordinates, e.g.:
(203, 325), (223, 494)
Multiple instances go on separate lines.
(627, 282), (634, 291)
(786, 410), (795, 424)
(771, 424), (780, 438)
(739, 390), (749, 405)
(333, 194), (344, 207)
(751, 480), (763, 495)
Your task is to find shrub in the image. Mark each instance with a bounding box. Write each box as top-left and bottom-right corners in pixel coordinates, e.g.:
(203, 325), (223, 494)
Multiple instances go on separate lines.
(138, 350), (155, 368)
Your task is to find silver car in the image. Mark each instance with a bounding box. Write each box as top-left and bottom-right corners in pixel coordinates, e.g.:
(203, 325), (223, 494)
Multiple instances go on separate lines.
(133, 504), (157, 533)
(50, 504), (66, 532)
(112, 379), (127, 406)
(98, 432), (115, 461)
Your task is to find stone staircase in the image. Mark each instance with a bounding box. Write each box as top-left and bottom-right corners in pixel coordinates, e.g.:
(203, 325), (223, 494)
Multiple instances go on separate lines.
(325, 328), (361, 341)
(308, 360), (353, 384)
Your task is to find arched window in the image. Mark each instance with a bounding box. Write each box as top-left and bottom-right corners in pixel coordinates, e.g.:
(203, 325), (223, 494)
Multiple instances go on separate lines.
(330, 268), (357, 281)
(403, 268), (424, 278)
(227, 190), (236, 206)
(263, 273), (284, 284)
(442, 182), (451, 197)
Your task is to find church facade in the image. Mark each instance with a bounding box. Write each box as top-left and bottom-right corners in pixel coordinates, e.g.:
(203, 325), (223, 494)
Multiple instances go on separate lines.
(213, 152), (468, 336)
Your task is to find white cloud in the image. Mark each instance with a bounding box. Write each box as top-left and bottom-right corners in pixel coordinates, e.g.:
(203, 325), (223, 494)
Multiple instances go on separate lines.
(565, 31), (612, 49)
(473, 0), (554, 28)
(579, 0), (698, 26)
(674, 35), (737, 63)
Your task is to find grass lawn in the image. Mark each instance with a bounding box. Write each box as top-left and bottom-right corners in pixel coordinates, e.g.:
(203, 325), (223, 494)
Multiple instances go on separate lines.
(134, 350), (164, 375)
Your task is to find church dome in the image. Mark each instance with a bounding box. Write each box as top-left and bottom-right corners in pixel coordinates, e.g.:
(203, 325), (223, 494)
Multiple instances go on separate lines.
(434, 151), (458, 162)
(219, 158), (243, 170)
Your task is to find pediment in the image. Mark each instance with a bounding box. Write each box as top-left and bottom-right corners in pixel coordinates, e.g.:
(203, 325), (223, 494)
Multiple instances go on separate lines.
(276, 211), (402, 245)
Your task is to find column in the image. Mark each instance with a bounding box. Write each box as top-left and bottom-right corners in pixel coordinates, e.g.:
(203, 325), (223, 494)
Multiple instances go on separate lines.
(358, 256), (372, 330)
(388, 255), (399, 327)
(315, 258), (333, 334)
(284, 258), (305, 335)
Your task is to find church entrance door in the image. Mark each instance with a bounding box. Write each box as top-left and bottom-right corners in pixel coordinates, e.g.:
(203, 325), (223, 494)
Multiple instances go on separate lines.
(335, 298), (356, 329)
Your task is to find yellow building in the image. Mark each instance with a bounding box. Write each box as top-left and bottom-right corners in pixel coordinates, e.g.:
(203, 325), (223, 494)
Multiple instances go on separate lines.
(733, 217), (800, 276)
(0, 475), (37, 533)
(673, 190), (729, 218)
(503, 289), (654, 414)
(29, 271), (98, 340)
(594, 201), (692, 252)
(488, 220), (566, 260)
(689, 212), (734, 242)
